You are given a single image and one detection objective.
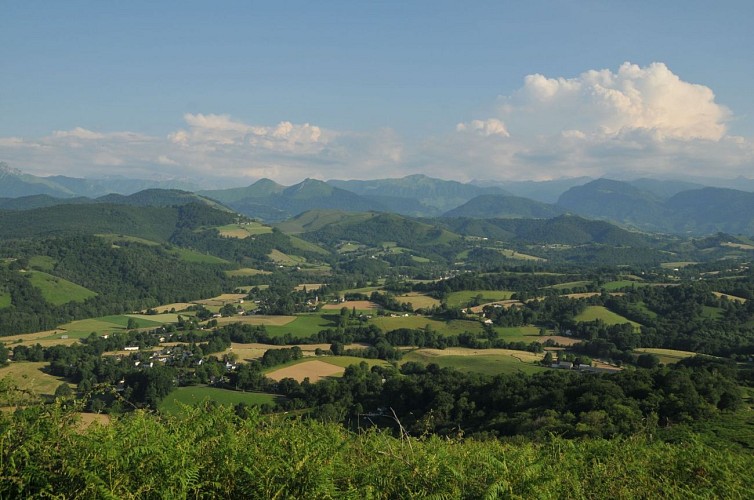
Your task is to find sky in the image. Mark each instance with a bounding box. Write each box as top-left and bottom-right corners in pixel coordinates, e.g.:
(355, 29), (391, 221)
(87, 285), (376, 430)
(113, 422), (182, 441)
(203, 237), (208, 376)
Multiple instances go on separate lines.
(1, 1), (753, 186)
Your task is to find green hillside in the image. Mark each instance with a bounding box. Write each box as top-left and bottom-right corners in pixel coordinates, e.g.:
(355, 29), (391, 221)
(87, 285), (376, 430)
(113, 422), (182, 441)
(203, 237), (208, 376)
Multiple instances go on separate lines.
(26, 270), (98, 305)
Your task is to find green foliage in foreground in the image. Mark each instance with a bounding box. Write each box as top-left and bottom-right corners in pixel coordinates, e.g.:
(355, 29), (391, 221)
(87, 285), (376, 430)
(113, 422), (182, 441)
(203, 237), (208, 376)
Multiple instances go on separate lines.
(2, 401), (754, 499)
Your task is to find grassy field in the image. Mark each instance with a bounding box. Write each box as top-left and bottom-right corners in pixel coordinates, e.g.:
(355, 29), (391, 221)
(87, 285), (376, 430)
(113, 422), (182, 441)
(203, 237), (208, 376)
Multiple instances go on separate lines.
(213, 315), (297, 327)
(401, 348), (547, 375)
(574, 306), (641, 329)
(495, 325), (543, 343)
(634, 348), (697, 364)
(701, 306), (724, 320)
(58, 315), (166, 336)
(264, 356), (390, 382)
(713, 292), (747, 303)
(0, 291), (10, 309)
(396, 293), (441, 310)
(216, 222), (272, 238)
(264, 313), (340, 337)
(268, 249), (306, 266)
(289, 235), (330, 255)
(496, 248), (545, 261)
(445, 290), (515, 308)
(28, 255), (56, 271)
(158, 386), (282, 415)
(548, 280), (592, 290)
(225, 267), (271, 277)
(0, 361), (73, 396)
(96, 233), (160, 246)
(371, 316), (484, 336)
(602, 280), (646, 291)
(660, 261), (698, 269)
(27, 271), (97, 305)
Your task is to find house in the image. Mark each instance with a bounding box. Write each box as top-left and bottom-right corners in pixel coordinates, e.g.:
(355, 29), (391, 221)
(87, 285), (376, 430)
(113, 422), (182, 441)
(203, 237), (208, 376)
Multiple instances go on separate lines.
(124, 346), (139, 351)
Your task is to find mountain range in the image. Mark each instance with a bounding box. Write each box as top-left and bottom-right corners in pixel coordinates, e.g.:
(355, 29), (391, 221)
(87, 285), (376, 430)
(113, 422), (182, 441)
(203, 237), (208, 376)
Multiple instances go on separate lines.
(2, 163), (754, 236)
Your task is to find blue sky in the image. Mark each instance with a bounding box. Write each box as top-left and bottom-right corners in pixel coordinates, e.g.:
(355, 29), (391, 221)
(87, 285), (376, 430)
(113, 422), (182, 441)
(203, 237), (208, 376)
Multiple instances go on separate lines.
(2, 1), (753, 185)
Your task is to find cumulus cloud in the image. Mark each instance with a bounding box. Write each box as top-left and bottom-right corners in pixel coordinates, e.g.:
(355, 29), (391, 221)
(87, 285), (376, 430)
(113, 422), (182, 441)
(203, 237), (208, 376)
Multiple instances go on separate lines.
(0, 62), (751, 184)
(502, 62), (730, 141)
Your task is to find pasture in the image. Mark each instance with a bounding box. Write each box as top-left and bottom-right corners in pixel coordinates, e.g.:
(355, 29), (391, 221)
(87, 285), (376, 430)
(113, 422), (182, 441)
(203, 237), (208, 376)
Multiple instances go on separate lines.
(158, 386), (282, 415)
(27, 271), (97, 305)
(220, 343), (367, 363)
(217, 222), (272, 238)
(264, 356), (389, 382)
(574, 306), (641, 329)
(321, 301), (378, 311)
(58, 315), (165, 336)
(634, 348), (697, 365)
(264, 313), (340, 337)
(28, 255), (56, 271)
(0, 361), (73, 397)
(396, 293), (441, 310)
(401, 348), (547, 375)
(225, 267), (271, 277)
(0, 291), (10, 309)
(713, 292), (747, 303)
(289, 235), (330, 255)
(602, 280), (646, 291)
(268, 249), (306, 266)
(370, 316), (484, 337)
(445, 290), (515, 308)
(212, 315), (297, 327)
(547, 280), (592, 290)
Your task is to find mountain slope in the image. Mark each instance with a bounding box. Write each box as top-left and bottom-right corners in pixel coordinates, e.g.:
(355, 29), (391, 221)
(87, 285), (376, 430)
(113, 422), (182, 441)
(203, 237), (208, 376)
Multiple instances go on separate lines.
(443, 194), (566, 219)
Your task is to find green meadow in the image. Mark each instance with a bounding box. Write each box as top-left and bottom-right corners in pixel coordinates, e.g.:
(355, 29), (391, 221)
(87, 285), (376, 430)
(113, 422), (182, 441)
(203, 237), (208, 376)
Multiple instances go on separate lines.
(371, 316), (484, 336)
(574, 306), (641, 328)
(401, 349), (547, 376)
(27, 271), (97, 305)
(158, 386), (282, 415)
(445, 290), (515, 308)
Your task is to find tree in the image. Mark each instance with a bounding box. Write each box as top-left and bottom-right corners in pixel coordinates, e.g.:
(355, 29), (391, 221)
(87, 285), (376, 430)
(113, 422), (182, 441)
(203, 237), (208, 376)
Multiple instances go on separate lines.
(126, 318), (140, 330)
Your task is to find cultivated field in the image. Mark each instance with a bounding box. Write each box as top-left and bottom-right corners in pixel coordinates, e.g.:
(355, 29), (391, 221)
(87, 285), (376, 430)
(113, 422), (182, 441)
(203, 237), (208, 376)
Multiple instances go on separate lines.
(158, 386), (282, 415)
(401, 348), (547, 375)
(142, 302), (194, 313)
(225, 268), (271, 277)
(445, 290), (515, 308)
(212, 315), (297, 327)
(397, 293), (441, 310)
(217, 222), (272, 238)
(321, 301), (378, 311)
(265, 360), (345, 382)
(634, 348), (697, 364)
(194, 293), (247, 307)
(219, 343), (369, 363)
(264, 313), (340, 337)
(27, 270), (97, 305)
(574, 306), (641, 329)
(371, 316), (484, 337)
(0, 361), (73, 396)
(294, 283), (323, 291)
(713, 292), (747, 303)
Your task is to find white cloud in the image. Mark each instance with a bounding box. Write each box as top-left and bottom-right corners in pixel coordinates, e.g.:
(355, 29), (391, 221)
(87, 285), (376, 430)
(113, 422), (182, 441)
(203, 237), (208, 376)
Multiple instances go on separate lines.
(456, 119), (509, 138)
(502, 62), (730, 141)
(0, 62), (751, 185)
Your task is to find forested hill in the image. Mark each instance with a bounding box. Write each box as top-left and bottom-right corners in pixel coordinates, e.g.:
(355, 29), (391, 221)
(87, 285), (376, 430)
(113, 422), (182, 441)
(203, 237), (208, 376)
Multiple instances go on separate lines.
(0, 203), (237, 242)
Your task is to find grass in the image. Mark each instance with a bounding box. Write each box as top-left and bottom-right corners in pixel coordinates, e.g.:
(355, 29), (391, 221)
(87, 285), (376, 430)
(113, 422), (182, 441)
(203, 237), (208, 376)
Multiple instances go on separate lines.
(58, 314), (166, 336)
(158, 386), (282, 415)
(225, 267), (272, 277)
(264, 313), (341, 338)
(574, 306), (641, 329)
(0, 361), (73, 396)
(28, 255), (56, 271)
(0, 292), (10, 309)
(213, 315), (297, 327)
(548, 280), (592, 290)
(317, 356), (390, 369)
(268, 249), (306, 266)
(495, 326), (542, 343)
(495, 248), (544, 261)
(288, 235), (330, 255)
(96, 233), (160, 246)
(660, 261), (698, 269)
(445, 290), (515, 308)
(26, 271), (97, 305)
(370, 316), (484, 337)
(634, 348), (697, 365)
(702, 306), (724, 320)
(396, 293), (440, 310)
(401, 348), (547, 375)
(601, 280), (646, 291)
(216, 222), (273, 238)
